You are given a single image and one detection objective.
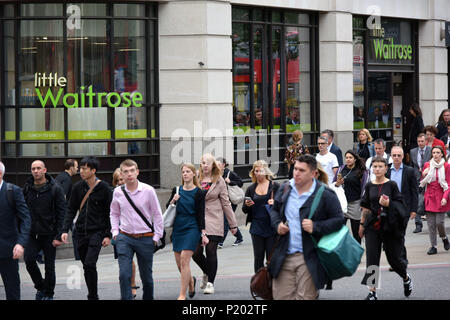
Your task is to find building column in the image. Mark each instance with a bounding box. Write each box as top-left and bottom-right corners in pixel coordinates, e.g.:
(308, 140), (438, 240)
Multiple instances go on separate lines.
(158, 0), (233, 188)
(319, 7), (354, 152)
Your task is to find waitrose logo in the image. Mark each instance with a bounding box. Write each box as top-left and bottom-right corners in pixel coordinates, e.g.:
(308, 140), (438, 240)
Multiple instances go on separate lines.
(34, 73), (143, 108)
(373, 38), (412, 60)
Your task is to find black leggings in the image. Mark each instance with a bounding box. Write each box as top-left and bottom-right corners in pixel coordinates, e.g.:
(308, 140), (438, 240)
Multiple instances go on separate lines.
(346, 218), (361, 244)
(192, 240), (219, 284)
(251, 234), (276, 273)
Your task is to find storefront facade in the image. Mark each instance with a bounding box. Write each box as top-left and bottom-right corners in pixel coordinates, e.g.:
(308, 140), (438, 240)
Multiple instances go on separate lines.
(1, 0), (449, 188)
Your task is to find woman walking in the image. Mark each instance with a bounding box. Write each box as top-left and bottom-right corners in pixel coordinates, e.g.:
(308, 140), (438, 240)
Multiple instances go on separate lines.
(419, 146), (450, 255)
(284, 130), (309, 179)
(193, 153), (238, 294)
(166, 163), (208, 300)
(359, 157), (413, 300)
(353, 128), (375, 162)
(334, 150), (369, 244)
(242, 160), (280, 273)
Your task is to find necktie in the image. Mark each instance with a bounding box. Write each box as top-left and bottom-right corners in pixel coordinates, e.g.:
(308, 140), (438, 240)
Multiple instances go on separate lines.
(419, 149), (424, 169)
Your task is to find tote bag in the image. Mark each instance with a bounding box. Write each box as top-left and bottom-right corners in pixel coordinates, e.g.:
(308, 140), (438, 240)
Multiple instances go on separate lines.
(308, 186), (364, 280)
(163, 186), (179, 228)
(227, 171), (245, 205)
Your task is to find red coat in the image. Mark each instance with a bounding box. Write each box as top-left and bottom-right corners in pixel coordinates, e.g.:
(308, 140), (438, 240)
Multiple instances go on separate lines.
(422, 161), (450, 213)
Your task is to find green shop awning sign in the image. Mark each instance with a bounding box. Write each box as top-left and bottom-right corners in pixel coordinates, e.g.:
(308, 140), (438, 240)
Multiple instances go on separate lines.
(5, 129), (152, 140)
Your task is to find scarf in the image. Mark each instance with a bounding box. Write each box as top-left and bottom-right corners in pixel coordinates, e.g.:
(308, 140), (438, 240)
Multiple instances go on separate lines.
(420, 158), (448, 191)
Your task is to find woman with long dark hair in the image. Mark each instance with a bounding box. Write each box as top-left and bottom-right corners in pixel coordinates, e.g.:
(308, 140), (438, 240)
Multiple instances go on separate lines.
(333, 150), (369, 243)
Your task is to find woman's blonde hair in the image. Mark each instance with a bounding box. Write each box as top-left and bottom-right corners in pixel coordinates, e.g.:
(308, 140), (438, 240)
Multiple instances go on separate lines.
(315, 163), (328, 185)
(199, 153), (222, 183)
(112, 168), (123, 187)
(249, 159), (276, 183)
(292, 130), (303, 143)
(181, 162), (201, 188)
(358, 128), (373, 143)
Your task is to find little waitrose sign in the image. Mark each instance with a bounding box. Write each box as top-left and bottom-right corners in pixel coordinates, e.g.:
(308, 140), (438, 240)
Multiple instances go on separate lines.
(34, 73), (143, 108)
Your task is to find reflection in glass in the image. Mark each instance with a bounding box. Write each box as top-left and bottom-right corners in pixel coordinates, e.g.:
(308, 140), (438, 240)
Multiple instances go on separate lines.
(114, 4), (145, 17)
(3, 21), (15, 105)
(115, 107), (147, 154)
(353, 28), (365, 130)
(253, 27), (263, 128)
(116, 142), (147, 155)
(114, 20), (146, 102)
(69, 143), (107, 156)
(271, 28), (281, 128)
(21, 143), (64, 156)
(67, 3), (106, 16)
(232, 7), (249, 21)
(19, 20), (63, 106)
(21, 4), (62, 17)
(5, 108), (15, 140)
(232, 23), (250, 130)
(368, 73), (392, 141)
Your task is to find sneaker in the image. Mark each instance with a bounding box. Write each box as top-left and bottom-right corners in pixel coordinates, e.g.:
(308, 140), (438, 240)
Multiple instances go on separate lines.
(443, 237), (450, 251)
(427, 247), (437, 255)
(364, 291), (377, 300)
(217, 243), (223, 249)
(232, 239), (244, 246)
(412, 226), (422, 233)
(42, 296), (54, 300)
(200, 274), (208, 290)
(203, 282), (214, 294)
(35, 291), (45, 300)
(403, 274), (413, 297)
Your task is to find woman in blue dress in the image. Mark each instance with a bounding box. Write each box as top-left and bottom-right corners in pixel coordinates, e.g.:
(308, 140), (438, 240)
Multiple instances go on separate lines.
(166, 163), (208, 300)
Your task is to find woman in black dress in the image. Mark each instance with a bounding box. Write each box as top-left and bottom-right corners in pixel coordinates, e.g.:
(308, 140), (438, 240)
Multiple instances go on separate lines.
(359, 157), (413, 300)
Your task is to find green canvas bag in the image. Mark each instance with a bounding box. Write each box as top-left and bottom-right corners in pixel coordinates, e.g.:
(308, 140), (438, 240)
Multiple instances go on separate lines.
(308, 185), (364, 280)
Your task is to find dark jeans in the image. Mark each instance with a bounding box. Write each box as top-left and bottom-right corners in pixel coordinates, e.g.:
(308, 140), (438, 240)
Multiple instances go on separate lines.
(361, 228), (408, 286)
(345, 218), (361, 244)
(116, 232), (155, 300)
(0, 258), (20, 300)
(222, 205), (243, 243)
(74, 231), (104, 300)
(250, 233), (276, 273)
(24, 234), (56, 297)
(193, 239), (219, 284)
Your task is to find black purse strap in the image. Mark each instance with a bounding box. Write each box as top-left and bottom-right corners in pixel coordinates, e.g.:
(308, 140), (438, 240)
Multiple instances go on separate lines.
(121, 185), (154, 233)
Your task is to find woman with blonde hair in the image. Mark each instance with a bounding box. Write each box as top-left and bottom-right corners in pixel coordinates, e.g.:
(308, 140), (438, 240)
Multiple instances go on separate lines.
(242, 160), (280, 272)
(284, 130), (309, 179)
(315, 163), (329, 185)
(354, 128), (375, 162)
(192, 153), (238, 294)
(166, 163), (207, 299)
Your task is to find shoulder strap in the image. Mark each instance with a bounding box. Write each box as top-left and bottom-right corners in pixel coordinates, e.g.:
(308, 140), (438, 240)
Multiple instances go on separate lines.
(80, 180), (100, 212)
(308, 185), (325, 220)
(121, 185), (154, 232)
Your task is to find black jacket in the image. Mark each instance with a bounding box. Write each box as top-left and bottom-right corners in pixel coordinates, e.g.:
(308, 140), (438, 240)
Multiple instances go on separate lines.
(386, 164), (418, 214)
(222, 168), (243, 187)
(22, 174), (66, 240)
(242, 181), (280, 226)
(61, 179), (113, 238)
(55, 171), (73, 202)
(268, 180), (344, 290)
(0, 182), (31, 259)
(166, 186), (206, 231)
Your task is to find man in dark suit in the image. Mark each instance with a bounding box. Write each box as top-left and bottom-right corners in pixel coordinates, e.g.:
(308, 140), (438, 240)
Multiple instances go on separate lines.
(321, 129), (343, 166)
(0, 161), (31, 300)
(409, 133), (431, 233)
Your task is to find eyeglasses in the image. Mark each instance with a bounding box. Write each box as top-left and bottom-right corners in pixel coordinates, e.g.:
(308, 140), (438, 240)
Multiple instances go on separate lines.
(391, 154), (402, 157)
(318, 142), (327, 145)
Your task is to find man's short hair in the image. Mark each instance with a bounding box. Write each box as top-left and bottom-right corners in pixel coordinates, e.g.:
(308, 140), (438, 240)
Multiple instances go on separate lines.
(0, 161), (5, 175)
(374, 138), (386, 147)
(371, 156), (387, 166)
(120, 159), (138, 170)
(391, 146), (404, 155)
(417, 133), (426, 139)
(80, 156), (99, 171)
(295, 154), (317, 171)
(317, 136), (328, 144)
(64, 159), (78, 170)
(321, 129), (334, 139)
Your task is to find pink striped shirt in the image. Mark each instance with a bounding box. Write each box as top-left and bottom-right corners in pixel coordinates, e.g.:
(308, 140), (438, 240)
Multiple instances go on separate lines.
(110, 181), (163, 242)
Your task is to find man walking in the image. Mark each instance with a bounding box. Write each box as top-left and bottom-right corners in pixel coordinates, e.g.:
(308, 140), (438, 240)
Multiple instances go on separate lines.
(23, 160), (66, 300)
(0, 161), (31, 300)
(366, 138), (393, 181)
(268, 155), (344, 300)
(110, 159), (164, 300)
(321, 129), (343, 166)
(61, 156), (112, 300)
(315, 136), (339, 186)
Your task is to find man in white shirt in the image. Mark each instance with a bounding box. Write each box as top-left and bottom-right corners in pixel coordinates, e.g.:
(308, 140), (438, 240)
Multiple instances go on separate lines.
(315, 136), (339, 186)
(366, 138), (393, 181)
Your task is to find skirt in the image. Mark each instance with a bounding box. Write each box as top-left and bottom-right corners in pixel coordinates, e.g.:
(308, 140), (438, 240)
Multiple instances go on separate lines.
(345, 200), (362, 220)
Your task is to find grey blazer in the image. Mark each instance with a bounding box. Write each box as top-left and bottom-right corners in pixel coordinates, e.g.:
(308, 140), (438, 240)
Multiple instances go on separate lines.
(410, 146), (431, 180)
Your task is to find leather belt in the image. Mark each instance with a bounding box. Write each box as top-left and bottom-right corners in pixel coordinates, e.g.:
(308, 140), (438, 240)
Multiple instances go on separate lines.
(120, 230), (154, 238)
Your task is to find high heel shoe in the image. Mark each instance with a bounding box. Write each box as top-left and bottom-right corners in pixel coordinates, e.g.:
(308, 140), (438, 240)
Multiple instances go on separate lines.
(188, 277), (196, 298)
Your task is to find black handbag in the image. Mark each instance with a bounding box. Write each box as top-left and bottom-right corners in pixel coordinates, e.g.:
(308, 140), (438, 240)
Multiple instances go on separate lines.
(121, 185), (166, 252)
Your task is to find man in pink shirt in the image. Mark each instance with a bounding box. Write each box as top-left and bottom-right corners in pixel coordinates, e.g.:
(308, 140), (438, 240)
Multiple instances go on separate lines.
(110, 159), (164, 300)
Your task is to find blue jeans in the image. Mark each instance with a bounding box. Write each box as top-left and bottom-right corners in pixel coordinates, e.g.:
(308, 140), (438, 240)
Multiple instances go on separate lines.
(116, 233), (155, 300)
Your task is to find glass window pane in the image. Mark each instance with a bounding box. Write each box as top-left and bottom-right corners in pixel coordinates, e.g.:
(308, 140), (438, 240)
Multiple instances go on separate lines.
(19, 108), (64, 140)
(149, 21), (156, 103)
(20, 143), (64, 156)
(253, 26), (264, 129)
(285, 27), (310, 133)
(272, 11), (281, 23)
(353, 29), (365, 130)
(114, 4), (145, 17)
(285, 12), (310, 25)
(3, 21), (15, 105)
(67, 3), (107, 17)
(68, 142), (108, 156)
(21, 4), (62, 17)
(4, 144), (16, 157)
(116, 142), (147, 155)
(253, 9), (263, 22)
(3, 5), (14, 17)
(5, 108), (15, 140)
(232, 7), (249, 21)
(114, 20), (146, 103)
(19, 20), (63, 106)
(368, 73), (392, 141)
(115, 107), (147, 140)
(271, 28), (281, 129)
(67, 20), (110, 94)
(232, 23), (250, 131)
(68, 108), (109, 139)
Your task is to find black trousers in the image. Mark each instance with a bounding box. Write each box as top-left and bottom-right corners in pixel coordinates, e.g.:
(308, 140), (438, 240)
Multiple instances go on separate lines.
(0, 258), (20, 300)
(345, 218), (361, 244)
(250, 234), (276, 273)
(361, 228), (408, 286)
(74, 231), (104, 300)
(24, 234), (56, 297)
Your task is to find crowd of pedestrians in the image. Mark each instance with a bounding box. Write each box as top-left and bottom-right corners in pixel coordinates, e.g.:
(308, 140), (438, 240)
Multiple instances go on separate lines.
(1, 105), (450, 301)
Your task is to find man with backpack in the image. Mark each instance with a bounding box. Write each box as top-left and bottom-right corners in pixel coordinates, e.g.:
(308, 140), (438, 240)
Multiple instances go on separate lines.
(22, 160), (66, 300)
(60, 156), (113, 300)
(0, 161), (31, 300)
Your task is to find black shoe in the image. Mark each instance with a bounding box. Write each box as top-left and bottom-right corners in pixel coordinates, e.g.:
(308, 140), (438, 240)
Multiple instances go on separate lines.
(427, 247), (437, 255)
(388, 267), (394, 272)
(403, 274), (413, 297)
(365, 291), (377, 300)
(413, 226), (422, 233)
(35, 291), (45, 300)
(188, 277), (196, 298)
(443, 238), (450, 251)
